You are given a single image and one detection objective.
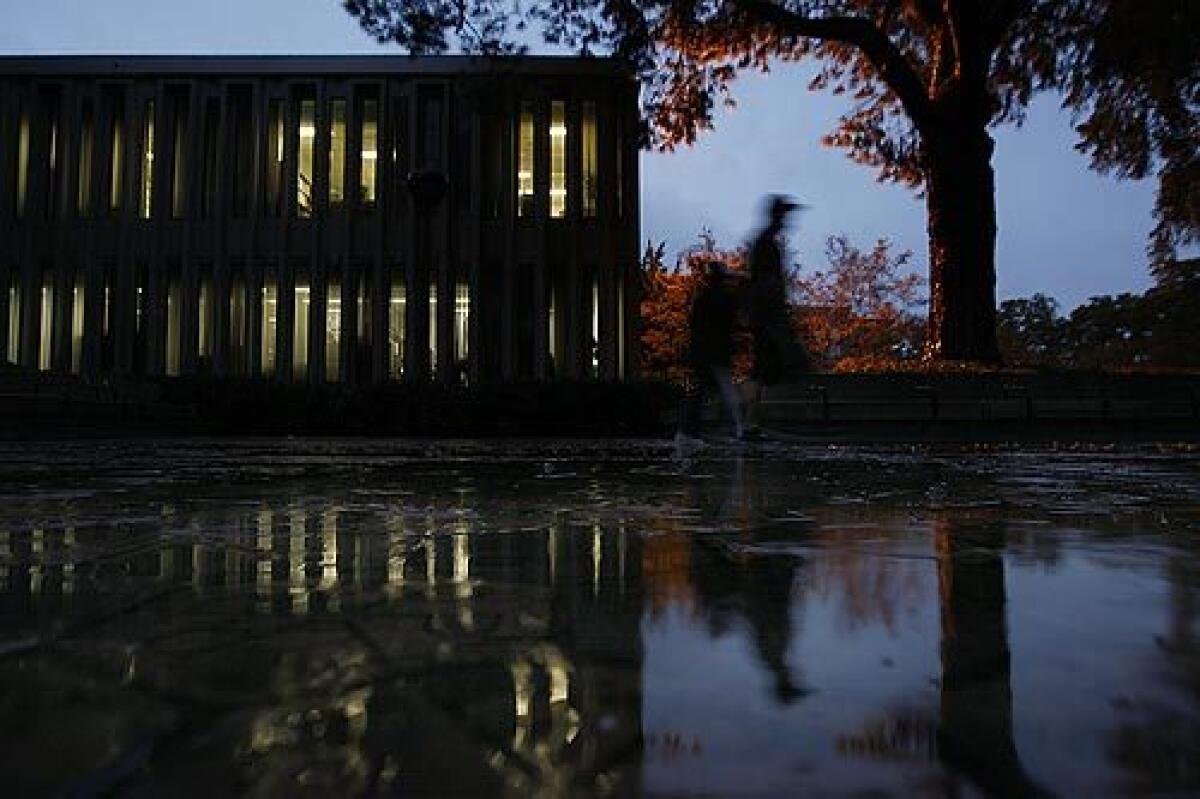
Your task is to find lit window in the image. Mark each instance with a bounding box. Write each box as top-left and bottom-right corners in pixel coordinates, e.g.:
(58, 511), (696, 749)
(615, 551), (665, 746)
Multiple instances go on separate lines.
(591, 274), (600, 375)
(326, 277), (341, 381)
(7, 275), (21, 364)
(16, 110), (29, 218)
(230, 276), (248, 376)
(582, 102), (598, 218)
(198, 275), (212, 364)
(108, 102), (123, 213)
(165, 277), (181, 376)
(38, 273), (53, 371)
(548, 285), (557, 372)
(266, 100), (284, 216)
(78, 101), (95, 217)
(517, 103), (534, 217)
(329, 99), (346, 207)
(550, 101), (566, 218)
(360, 99), (378, 207)
(261, 276), (277, 376)
(45, 98), (59, 218)
(297, 98), (316, 217)
(140, 100), (155, 219)
(294, 278), (310, 379)
(388, 274), (405, 379)
(428, 282), (438, 378)
(171, 96), (188, 219)
(454, 280), (469, 379)
(70, 272), (84, 374)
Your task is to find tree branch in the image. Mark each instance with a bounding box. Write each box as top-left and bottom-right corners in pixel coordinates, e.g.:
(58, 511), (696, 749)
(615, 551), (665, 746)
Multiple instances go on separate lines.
(730, 0), (934, 130)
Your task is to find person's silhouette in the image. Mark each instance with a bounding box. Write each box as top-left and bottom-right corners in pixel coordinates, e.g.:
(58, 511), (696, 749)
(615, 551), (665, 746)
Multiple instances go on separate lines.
(744, 195), (810, 433)
(677, 260), (744, 445)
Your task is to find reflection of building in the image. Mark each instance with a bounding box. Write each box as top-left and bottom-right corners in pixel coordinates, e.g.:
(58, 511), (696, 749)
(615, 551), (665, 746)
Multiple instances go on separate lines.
(0, 500), (643, 796)
(0, 56), (639, 384)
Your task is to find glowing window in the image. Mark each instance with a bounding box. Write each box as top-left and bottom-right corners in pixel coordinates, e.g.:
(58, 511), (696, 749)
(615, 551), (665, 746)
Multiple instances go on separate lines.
(454, 280), (469, 376)
(38, 273), (52, 371)
(360, 99), (378, 207)
(388, 274), (405, 379)
(591, 273), (600, 375)
(329, 99), (346, 207)
(165, 277), (181, 376)
(517, 103), (534, 217)
(266, 100), (284, 216)
(261, 276), (278, 376)
(108, 101), (123, 213)
(7, 275), (21, 364)
(297, 98), (316, 217)
(16, 111), (29, 218)
(70, 272), (84, 373)
(198, 275), (212, 363)
(326, 277), (341, 381)
(582, 102), (598, 218)
(140, 100), (155, 219)
(294, 278), (310, 380)
(78, 101), (95, 217)
(550, 101), (566, 218)
(428, 282), (438, 378)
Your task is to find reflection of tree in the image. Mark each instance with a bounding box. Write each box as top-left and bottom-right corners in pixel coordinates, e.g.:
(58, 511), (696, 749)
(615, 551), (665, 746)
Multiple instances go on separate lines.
(1106, 551), (1200, 793)
(935, 515), (1048, 798)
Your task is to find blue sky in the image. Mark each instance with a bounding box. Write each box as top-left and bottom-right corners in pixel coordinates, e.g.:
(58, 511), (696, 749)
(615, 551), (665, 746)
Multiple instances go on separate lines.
(3, 0), (1159, 309)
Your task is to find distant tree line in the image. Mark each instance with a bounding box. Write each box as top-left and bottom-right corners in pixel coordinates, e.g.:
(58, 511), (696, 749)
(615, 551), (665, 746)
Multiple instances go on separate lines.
(640, 237), (1199, 378)
(997, 258), (1200, 370)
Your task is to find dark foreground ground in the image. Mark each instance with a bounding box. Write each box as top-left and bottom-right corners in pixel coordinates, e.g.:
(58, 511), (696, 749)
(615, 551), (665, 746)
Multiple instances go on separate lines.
(2, 439), (1199, 797)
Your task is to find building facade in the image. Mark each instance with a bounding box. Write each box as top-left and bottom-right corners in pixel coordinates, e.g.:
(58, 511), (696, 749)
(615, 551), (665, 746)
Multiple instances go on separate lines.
(0, 56), (640, 385)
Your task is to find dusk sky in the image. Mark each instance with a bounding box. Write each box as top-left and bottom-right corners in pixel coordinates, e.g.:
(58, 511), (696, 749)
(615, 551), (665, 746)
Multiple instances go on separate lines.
(3, 0), (1161, 309)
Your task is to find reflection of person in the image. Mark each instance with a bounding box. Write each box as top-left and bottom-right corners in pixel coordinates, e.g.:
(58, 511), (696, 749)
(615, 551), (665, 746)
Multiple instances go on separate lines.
(677, 260), (744, 444)
(745, 195), (810, 432)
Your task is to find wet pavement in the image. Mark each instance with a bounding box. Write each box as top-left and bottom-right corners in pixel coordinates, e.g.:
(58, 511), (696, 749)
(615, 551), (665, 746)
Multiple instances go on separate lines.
(2, 439), (1199, 798)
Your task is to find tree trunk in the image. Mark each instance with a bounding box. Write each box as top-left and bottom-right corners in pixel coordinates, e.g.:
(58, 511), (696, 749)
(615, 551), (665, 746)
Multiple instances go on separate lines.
(924, 124), (1001, 363)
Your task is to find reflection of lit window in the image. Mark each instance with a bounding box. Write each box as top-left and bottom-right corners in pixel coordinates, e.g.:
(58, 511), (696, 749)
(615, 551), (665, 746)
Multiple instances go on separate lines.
(297, 98), (316, 217)
(329, 99), (346, 207)
(454, 280), (469, 376)
(550, 101), (566, 218)
(548, 287), (556, 371)
(582, 101), (598, 218)
(266, 100), (283, 216)
(6, 275), (20, 365)
(166, 277), (181, 376)
(140, 100), (155, 219)
(70, 273), (84, 374)
(261, 277), (277, 376)
(78, 101), (94, 217)
(294, 279), (310, 380)
(326, 277), (341, 381)
(517, 103), (534, 217)
(38, 275), (53, 371)
(16, 110), (29, 218)
(389, 275), (405, 379)
(360, 99), (378, 207)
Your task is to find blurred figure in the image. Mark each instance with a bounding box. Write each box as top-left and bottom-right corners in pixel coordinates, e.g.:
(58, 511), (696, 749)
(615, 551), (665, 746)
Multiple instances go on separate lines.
(676, 260), (744, 447)
(744, 195), (810, 433)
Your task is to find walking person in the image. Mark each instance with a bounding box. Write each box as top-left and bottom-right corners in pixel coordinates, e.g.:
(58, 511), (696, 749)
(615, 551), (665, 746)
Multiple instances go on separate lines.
(744, 195), (810, 434)
(676, 260), (745, 449)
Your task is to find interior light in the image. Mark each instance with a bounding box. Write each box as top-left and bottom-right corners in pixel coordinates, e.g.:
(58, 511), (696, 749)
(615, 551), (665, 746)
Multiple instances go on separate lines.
(362, 150), (378, 161)
(550, 125), (567, 137)
(299, 125), (316, 139)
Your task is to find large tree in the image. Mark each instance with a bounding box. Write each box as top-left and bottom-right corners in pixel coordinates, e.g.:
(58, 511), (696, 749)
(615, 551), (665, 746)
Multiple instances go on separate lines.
(343, 0), (1198, 364)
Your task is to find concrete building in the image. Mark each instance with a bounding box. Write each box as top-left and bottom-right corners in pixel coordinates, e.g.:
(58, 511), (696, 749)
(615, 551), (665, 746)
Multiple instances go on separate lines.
(0, 56), (640, 385)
